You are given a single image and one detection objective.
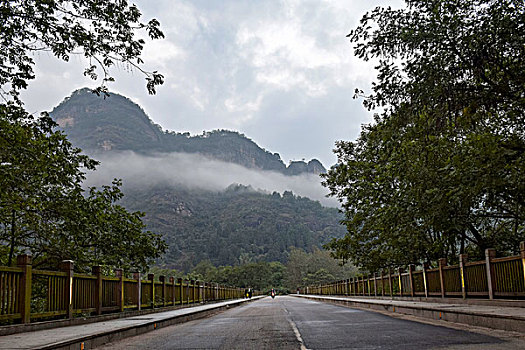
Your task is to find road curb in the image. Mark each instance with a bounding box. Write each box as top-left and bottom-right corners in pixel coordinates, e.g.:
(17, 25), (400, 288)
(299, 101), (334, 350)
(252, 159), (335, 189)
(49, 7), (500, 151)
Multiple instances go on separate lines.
(293, 295), (525, 333)
(12, 297), (263, 350)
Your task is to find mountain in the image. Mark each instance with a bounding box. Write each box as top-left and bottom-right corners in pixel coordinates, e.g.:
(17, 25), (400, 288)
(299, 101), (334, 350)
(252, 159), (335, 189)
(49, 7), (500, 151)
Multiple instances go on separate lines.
(49, 88), (342, 271)
(51, 88), (326, 175)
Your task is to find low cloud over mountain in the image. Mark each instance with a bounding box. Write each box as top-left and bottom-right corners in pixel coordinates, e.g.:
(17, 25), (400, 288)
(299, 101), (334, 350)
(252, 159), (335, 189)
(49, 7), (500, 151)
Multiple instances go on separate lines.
(85, 151), (338, 207)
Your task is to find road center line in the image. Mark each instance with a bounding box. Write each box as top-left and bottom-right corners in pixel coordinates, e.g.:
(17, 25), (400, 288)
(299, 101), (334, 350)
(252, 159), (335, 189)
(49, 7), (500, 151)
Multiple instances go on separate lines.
(287, 317), (309, 350)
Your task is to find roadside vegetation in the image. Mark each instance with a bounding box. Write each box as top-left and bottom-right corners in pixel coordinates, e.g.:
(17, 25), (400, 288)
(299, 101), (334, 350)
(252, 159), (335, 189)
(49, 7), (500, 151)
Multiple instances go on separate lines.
(0, 0), (166, 271)
(323, 0), (525, 271)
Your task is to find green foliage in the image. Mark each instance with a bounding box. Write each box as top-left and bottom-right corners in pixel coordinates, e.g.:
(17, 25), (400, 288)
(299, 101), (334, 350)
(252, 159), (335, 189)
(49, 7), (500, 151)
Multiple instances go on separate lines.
(323, 0), (525, 271)
(0, 0), (167, 272)
(123, 185), (345, 272)
(0, 105), (166, 271)
(284, 247), (357, 291)
(0, 0), (163, 100)
(169, 248), (356, 293)
(188, 261), (286, 292)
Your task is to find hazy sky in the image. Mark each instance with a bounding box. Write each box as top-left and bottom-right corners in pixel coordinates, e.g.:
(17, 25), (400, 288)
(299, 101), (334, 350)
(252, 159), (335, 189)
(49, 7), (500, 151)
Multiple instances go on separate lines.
(20, 0), (403, 168)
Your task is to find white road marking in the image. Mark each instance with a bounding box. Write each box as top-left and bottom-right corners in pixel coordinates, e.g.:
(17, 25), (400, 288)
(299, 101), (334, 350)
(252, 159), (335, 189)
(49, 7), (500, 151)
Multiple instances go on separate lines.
(288, 317), (310, 350)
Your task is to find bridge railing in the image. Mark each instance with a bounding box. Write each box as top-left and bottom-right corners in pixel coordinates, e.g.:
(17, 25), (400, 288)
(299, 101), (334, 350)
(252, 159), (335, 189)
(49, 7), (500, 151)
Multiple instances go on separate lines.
(0, 255), (247, 325)
(304, 242), (525, 300)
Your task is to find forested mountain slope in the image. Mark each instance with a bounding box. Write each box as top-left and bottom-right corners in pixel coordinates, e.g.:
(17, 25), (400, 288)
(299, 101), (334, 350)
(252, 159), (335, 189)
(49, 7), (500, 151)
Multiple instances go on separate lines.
(49, 89), (342, 271)
(121, 185), (345, 271)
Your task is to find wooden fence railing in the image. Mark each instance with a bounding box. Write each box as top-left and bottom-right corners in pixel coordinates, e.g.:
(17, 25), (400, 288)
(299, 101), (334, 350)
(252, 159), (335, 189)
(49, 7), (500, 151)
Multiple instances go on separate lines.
(0, 255), (247, 325)
(305, 242), (525, 300)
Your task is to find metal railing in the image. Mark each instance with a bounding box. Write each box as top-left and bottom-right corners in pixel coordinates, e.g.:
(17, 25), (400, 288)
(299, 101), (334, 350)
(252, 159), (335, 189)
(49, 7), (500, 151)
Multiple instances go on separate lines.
(305, 242), (525, 300)
(0, 255), (247, 324)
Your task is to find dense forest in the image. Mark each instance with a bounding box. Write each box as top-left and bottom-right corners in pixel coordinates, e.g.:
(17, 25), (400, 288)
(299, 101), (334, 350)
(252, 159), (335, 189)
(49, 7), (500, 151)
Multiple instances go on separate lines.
(121, 184), (346, 271)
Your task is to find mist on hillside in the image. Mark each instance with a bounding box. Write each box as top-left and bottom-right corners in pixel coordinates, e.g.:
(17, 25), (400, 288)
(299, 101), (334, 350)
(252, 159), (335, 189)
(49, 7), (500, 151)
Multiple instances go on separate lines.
(83, 151), (339, 207)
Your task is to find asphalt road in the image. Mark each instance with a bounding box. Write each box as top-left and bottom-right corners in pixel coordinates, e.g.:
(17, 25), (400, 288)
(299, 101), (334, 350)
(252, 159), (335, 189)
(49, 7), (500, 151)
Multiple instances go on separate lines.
(96, 296), (524, 349)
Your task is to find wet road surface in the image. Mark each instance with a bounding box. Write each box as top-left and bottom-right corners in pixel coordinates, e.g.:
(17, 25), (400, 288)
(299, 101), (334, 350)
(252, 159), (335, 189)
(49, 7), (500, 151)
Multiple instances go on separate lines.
(96, 296), (524, 349)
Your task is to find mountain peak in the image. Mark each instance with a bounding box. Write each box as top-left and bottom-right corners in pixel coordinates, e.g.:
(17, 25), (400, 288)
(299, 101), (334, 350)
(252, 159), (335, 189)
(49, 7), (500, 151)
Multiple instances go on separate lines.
(51, 88), (326, 175)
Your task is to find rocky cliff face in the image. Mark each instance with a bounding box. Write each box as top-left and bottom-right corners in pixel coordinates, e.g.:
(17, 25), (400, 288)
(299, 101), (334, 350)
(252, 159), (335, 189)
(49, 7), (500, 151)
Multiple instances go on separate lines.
(53, 88), (164, 152)
(51, 88), (326, 175)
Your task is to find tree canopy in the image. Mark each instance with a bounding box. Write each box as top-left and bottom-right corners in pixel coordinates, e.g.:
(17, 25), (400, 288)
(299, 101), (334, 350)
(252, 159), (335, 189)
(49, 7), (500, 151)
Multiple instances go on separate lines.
(0, 1), (167, 271)
(0, 105), (166, 271)
(1, 0), (164, 100)
(323, 0), (525, 271)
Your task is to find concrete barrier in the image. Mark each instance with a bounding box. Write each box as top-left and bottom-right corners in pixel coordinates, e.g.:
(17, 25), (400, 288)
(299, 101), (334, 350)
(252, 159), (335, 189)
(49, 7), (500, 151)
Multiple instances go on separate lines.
(293, 295), (525, 333)
(0, 297), (265, 350)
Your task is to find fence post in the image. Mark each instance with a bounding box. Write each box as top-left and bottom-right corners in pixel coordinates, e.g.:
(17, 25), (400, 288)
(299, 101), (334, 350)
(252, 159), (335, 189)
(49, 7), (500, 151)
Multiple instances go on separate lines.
(422, 263), (429, 299)
(133, 272), (141, 311)
(380, 271), (385, 297)
(521, 242), (525, 293)
(183, 279), (188, 303)
(408, 265), (415, 297)
(17, 254), (32, 324)
(169, 277), (175, 305)
(60, 260), (74, 319)
(438, 258), (447, 298)
(115, 268), (124, 312)
(485, 248), (496, 300)
(398, 268), (404, 297)
(373, 273), (377, 297)
(178, 278), (184, 304)
(148, 273), (155, 308)
(195, 280), (200, 302)
(367, 275), (371, 296)
(159, 275), (166, 307)
(93, 266), (103, 314)
(388, 268), (393, 298)
(459, 254), (468, 299)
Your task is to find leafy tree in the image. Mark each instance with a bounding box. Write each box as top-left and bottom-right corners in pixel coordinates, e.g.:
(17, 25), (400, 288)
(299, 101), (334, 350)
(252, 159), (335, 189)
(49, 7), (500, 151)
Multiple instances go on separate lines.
(323, 0), (525, 271)
(0, 104), (95, 266)
(0, 1), (167, 271)
(184, 261), (286, 291)
(284, 247), (356, 291)
(0, 106), (166, 271)
(1, 0), (164, 100)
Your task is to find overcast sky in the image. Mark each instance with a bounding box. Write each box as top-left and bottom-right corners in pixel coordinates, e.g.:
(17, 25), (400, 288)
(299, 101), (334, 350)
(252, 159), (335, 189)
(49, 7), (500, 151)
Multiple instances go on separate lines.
(20, 0), (403, 168)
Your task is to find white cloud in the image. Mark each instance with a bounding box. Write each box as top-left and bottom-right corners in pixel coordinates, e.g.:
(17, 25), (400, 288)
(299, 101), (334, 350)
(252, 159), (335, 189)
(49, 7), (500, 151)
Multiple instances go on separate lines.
(85, 151), (339, 207)
(141, 40), (185, 70)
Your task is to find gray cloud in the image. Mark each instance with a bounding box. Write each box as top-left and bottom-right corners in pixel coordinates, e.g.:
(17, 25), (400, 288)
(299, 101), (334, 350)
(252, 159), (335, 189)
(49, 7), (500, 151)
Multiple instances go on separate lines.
(84, 151), (339, 207)
(20, 0), (404, 167)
